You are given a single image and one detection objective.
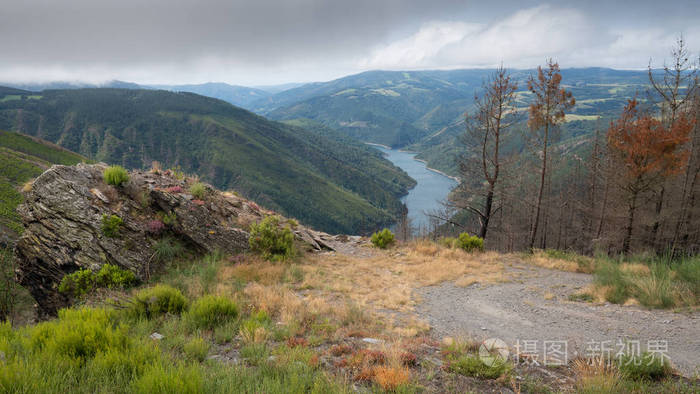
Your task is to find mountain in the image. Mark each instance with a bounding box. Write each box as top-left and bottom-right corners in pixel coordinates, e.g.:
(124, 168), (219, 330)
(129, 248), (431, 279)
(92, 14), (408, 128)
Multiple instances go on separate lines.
(149, 82), (271, 110)
(0, 87), (415, 234)
(1, 80), (142, 92)
(0, 129), (88, 244)
(253, 67), (654, 175)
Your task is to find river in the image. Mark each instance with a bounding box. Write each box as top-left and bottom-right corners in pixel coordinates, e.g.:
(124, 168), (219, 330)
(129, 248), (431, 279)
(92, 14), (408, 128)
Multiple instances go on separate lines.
(374, 146), (458, 233)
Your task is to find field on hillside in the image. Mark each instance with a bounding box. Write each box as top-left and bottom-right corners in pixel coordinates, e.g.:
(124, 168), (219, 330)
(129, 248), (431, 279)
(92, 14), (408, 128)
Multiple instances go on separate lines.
(0, 130), (86, 236)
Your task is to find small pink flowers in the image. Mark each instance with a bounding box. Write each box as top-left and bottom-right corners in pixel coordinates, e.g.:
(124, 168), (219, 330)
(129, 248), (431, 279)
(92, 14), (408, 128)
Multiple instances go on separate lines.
(146, 220), (165, 234)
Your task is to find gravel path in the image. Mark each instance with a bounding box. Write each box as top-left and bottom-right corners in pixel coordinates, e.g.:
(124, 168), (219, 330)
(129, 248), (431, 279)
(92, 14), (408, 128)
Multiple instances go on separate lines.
(416, 264), (700, 377)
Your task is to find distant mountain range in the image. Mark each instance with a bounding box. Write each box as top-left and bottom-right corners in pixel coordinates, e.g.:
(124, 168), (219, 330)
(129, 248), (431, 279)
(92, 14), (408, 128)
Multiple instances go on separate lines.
(0, 87), (414, 234)
(2, 67), (657, 180)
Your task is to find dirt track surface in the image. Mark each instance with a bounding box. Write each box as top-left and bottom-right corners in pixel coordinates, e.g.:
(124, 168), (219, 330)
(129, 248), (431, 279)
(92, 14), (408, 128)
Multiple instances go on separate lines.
(416, 264), (700, 377)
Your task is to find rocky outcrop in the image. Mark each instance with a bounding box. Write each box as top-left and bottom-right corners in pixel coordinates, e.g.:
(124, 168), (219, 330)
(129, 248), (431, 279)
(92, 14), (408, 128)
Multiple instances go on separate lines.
(14, 163), (335, 317)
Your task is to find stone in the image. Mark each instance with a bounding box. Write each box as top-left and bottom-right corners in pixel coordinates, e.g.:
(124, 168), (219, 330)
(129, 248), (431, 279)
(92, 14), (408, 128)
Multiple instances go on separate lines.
(14, 163), (336, 317)
(150, 332), (164, 340)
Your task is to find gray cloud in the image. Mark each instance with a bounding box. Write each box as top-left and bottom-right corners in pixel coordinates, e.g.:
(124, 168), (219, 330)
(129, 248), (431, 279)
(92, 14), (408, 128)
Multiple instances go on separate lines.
(1, 1), (699, 84)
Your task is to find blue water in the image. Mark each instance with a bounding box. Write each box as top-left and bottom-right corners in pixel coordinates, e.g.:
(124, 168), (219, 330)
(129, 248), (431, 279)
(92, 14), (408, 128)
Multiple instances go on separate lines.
(374, 146), (458, 233)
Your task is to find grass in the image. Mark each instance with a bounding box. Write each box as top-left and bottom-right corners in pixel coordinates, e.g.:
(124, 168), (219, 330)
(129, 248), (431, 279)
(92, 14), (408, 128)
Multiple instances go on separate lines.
(302, 239), (507, 316)
(103, 165), (129, 186)
(441, 338), (512, 380)
(530, 250), (699, 309)
(186, 295), (239, 330)
(591, 255), (699, 308)
(3, 241), (696, 393)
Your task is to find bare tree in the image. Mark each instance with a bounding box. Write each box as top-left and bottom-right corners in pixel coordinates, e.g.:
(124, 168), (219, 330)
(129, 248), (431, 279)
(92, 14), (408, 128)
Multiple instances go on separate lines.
(648, 36), (699, 249)
(526, 60), (575, 250)
(456, 66), (518, 240)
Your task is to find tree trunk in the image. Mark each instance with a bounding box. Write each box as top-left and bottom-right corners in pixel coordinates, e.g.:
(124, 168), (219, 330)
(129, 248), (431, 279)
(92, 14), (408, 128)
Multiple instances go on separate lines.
(529, 124), (549, 250)
(480, 186), (495, 239)
(623, 190), (639, 255)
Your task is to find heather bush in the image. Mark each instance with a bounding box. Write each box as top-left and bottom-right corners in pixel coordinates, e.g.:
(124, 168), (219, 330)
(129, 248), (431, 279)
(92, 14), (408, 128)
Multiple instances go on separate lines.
(249, 216), (295, 261)
(370, 228), (394, 249)
(103, 165), (129, 186)
(146, 220), (165, 235)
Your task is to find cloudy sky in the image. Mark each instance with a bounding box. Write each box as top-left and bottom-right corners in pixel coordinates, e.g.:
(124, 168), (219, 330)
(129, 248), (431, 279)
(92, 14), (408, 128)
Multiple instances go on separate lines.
(1, 0), (699, 85)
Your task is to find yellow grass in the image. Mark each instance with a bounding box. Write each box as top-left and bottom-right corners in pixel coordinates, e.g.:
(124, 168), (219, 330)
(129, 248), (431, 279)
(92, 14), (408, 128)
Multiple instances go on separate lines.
(621, 263), (650, 276)
(527, 253), (580, 272)
(572, 357), (622, 393)
(301, 240), (508, 313)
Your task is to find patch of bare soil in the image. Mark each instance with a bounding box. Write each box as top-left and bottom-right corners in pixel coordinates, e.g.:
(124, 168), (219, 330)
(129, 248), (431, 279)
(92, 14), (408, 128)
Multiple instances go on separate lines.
(416, 263), (700, 377)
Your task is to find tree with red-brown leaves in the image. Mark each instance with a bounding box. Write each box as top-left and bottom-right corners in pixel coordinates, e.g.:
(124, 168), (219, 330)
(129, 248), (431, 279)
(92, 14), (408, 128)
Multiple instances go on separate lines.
(607, 99), (692, 254)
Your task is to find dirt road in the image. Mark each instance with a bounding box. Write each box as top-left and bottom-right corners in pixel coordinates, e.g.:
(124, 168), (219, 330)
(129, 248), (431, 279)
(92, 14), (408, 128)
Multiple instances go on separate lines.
(416, 264), (700, 377)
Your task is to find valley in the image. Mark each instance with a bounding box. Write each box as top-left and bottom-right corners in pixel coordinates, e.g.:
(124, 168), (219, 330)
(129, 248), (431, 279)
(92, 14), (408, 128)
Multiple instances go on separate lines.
(374, 146), (458, 233)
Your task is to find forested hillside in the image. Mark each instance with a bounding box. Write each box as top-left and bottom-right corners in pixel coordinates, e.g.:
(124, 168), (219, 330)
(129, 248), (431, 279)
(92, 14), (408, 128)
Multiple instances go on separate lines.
(0, 88), (415, 234)
(254, 68), (655, 175)
(0, 129), (87, 243)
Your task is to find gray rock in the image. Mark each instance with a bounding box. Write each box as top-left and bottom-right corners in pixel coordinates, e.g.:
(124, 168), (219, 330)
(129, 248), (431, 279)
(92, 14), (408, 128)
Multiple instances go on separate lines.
(150, 332), (164, 340)
(14, 163), (334, 317)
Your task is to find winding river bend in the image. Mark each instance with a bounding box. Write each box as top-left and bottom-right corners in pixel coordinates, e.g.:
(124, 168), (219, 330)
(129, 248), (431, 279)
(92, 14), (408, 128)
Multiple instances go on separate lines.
(374, 146), (458, 233)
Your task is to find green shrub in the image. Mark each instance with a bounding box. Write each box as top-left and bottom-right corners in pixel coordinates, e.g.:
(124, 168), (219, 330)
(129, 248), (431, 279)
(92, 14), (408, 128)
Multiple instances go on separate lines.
(103, 165), (129, 186)
(249, 216), (295, 261)
(188, 182), (207, 199)
(158, 211), (177, 226)
(130, 285), (188, 319)
(132, 363), (203, 394)
(187, 295), (239, 329)
(447, 353), (510, 379)
(183, 337), (210, 362)
(60, 264), (137, 298)
(59, 269), (96, 298)
(101, 214), (123, 238)
(618, 352), (672, 381)
(29, 307), (124, 361)
(370, 228), (395, 249)
(458, 232), (484, 252)
(152, 236), (184, 262)
(95, 264), (137, 289)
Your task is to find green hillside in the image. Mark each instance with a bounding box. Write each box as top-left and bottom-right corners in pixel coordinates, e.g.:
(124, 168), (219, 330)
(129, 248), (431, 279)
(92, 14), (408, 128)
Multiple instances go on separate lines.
(255, 68), (654, 176)
(0, 129), (87, 240)
(0, 88), (414, 234)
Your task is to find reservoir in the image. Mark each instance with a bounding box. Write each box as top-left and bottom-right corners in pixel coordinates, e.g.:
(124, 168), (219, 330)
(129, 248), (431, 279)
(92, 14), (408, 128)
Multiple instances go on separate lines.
(374, 146), (458, 233)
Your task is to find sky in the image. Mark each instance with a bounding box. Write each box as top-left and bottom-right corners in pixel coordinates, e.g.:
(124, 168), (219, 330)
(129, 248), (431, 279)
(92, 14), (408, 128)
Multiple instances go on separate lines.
(1, 0), (699, 86)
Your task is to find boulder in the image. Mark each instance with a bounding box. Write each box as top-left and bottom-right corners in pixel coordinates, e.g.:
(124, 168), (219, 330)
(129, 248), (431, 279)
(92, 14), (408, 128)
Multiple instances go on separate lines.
(14, 163), (333, 317)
